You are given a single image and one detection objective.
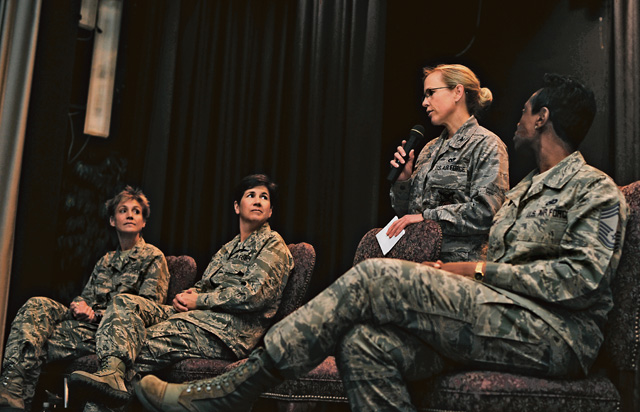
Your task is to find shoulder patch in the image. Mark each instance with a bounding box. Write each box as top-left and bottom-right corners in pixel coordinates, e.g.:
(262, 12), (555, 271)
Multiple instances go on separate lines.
(598, 203), (620, 250)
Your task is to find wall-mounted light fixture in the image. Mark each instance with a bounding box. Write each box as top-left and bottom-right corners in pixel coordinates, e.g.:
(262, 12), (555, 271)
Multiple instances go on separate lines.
(78, 0), (98, 30)
(83, 0), (122, 138)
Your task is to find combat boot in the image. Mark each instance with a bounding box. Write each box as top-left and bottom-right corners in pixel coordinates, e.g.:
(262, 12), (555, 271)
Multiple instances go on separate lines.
(0, 365), (25, 412)
(68, 356), (130, 407)
(135, 347), (282, 412)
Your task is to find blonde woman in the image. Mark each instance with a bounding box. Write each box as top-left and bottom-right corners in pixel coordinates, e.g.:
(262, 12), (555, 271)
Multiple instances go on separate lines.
(388, 64), (509, 262)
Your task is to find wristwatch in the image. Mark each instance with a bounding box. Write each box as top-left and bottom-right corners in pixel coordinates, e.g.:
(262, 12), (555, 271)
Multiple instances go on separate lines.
(474, 261), (485, 281)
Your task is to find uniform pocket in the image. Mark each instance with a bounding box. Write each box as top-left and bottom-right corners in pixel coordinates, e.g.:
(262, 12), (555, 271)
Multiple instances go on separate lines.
(471, 298), (557, 374)
(473, 300), (545, 343)
(515, 212), (568, 245)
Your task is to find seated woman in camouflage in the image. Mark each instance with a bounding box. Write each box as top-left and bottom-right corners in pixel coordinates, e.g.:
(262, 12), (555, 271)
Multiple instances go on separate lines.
(0, 186), (169, 412)
(387, 64), (509, 262)
(69, 174), (294, 409)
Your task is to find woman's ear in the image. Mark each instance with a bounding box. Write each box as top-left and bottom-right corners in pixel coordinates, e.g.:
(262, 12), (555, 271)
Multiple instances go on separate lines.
(454, 84), (465, 103)
(537, 106), (550, 127)
(234, 201), (240, 215)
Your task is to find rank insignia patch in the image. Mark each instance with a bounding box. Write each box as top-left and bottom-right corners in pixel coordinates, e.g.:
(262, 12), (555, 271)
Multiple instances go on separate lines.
(598, 203), (620, 250)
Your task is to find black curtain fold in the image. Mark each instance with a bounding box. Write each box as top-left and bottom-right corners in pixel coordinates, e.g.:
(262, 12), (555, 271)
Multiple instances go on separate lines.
(117, 0), (387, 295)
(613, 0), (640, 186)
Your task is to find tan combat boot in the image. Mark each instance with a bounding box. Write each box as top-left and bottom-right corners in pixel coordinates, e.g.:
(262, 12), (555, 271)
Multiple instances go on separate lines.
(134, 347), (282, 412)
(0, 366), (25, 412)
(68, 356), (130, 407)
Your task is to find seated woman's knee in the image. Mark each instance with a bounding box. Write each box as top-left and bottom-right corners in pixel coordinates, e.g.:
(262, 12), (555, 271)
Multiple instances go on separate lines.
(111, 293), (146, 307)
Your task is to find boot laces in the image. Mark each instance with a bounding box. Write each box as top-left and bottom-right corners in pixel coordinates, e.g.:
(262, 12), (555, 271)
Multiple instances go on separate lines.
(185, 360), (259, 394)
(98, 361), (112, 373)
(97, 358), (122, 375)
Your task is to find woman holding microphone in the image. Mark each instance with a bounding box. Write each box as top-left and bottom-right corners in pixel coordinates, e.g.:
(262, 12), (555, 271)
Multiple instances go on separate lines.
(388, 64), (509, 262)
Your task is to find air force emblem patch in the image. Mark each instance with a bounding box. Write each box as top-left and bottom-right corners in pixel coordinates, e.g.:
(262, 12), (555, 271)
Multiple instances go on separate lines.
(598, 203), (620, 250)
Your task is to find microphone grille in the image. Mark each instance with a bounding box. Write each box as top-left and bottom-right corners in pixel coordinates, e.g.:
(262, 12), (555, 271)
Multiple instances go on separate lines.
(411, 125), (425, 137)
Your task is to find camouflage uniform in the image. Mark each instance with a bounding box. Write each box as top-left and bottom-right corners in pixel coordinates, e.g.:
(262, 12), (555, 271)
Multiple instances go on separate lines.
(1, 238), (168, 407)
(93, 222), (294, 373)
(264, 151), (627, 411)
(390, 116), (509, 262)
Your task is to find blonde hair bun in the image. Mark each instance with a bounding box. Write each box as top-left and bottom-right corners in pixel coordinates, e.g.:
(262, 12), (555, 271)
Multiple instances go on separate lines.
(478, 87), (493, 108)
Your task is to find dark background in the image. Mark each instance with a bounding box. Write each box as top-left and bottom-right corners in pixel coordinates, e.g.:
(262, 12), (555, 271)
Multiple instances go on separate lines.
(7, 0), (614, 330)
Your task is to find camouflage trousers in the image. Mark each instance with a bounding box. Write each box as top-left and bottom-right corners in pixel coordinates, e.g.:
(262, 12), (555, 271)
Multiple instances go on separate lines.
(1, 297), (100, 408)
(264, 258), (580, 412)
(85, 294), (236, 412)
(95, 294), (236, 373)
(83, 316), (235, 412)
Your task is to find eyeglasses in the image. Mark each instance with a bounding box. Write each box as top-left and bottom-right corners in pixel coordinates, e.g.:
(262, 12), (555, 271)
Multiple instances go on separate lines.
(423, 86), (452, 99)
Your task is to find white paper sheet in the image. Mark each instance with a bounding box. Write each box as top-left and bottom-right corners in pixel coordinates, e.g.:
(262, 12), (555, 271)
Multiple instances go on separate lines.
(376, 216), (405, 255)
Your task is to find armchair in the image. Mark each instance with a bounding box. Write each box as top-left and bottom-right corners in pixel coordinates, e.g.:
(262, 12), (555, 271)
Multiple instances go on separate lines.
(352, 219), (442, 265)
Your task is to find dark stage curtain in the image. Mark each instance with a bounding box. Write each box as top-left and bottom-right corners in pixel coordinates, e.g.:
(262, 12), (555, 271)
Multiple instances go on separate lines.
(116, 0), (387, 295)
(613, 0), (640, 186)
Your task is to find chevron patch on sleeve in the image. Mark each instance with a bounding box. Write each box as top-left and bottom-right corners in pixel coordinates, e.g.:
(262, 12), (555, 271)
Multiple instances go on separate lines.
(598, 203), (620, 250)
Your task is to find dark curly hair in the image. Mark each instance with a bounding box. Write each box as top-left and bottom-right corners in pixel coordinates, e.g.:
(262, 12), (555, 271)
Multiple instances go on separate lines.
(530, 73), (596, 150)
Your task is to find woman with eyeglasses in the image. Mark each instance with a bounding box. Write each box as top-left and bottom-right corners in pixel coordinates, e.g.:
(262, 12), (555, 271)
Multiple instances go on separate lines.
(387, 64), (509, 262)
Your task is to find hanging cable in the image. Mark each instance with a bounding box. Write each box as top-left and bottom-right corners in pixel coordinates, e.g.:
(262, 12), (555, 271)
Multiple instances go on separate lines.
(455, 0), (483, 57)
(67, 111), (91, 164)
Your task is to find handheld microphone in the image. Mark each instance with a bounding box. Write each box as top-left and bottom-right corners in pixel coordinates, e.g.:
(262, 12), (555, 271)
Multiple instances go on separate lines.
(387, 124), (426, 183)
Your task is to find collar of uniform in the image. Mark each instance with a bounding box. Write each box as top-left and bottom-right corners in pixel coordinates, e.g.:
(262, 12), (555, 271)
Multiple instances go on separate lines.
(227, 222), (272, 254)
(243, 221), (271, 246)
(504, 173), (532, 207)
(445, 116), (478, 150)
(535, 151), (585, 190)
(129, 237), (147, 259)
(111, 237), (146, 270)
(507, 151), (585, 204)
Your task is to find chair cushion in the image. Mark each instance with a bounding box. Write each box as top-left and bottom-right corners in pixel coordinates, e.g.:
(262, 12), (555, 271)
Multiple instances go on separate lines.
(352, 219), (442, 266)
(165, 255), (198, 304)
(413, 370), (620, 412)
(157, 358), (235, 383)
(604, 181), (640, 371)
(273, 243), (316, 323)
